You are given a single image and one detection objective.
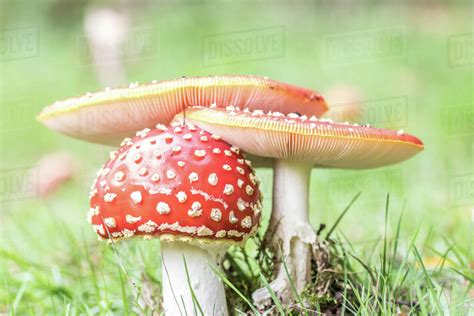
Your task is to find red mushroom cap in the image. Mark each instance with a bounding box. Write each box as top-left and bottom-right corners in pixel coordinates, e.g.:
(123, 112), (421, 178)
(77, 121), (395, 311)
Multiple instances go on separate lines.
(88, 123), (262, 246)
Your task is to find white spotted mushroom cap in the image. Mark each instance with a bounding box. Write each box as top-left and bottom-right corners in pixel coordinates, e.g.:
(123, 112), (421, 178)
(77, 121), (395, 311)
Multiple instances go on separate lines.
(173, 106), (424, 169)
(88, 123), (262, 246)
(37, 75), (327, 146)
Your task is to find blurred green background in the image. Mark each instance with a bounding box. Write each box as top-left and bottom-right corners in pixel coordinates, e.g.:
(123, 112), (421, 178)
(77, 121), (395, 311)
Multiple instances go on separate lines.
(0, 1), (472, 313)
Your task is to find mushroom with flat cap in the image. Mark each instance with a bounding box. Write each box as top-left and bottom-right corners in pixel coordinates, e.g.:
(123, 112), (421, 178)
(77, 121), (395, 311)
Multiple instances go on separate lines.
(173, 106), (424, 305)
(37, 75), (327, 146)
(89, 123), (262, 315)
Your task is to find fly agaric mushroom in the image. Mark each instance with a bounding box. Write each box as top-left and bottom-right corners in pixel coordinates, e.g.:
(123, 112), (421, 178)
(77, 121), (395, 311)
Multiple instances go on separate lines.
(89, 123), (262, 315)
(37, 75), (327, 145)
(173, 106), (424, 305)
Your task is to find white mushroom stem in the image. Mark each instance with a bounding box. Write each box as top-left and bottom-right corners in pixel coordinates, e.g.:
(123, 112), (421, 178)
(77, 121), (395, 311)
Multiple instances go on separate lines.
(161, 241), (229, 316)
(252, 160), (316, 306)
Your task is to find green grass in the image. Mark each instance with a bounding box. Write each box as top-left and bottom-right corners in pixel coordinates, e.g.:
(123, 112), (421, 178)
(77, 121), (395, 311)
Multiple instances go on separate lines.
(221, 194), (472, 315)
(0, 1), (473, 315)
(2, 193), (471, 315)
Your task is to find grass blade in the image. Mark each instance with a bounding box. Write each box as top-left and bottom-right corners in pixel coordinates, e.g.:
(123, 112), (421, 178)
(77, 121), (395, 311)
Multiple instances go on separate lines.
(412, 246), (435, 289)
(161, 254), (181, 316)
(182, 256), (204, 316)
(210, 266), (260, 315)
(281, 256), (307, 316)
(117, 266), (129, 315)
(340, 252), (348, 315)
(451, 268), (474, 283)
(326, 192), (362, 239)
(258, 272), (285, 315)
(390, 205), (404, 273)
(382, 194), (389, 280)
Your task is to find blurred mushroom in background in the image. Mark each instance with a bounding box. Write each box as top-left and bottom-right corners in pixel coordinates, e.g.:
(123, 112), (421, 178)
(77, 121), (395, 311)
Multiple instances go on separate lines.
(323, 84), (363, 123)
(34, 152), (78, 198)
(84, 7), (129, 87)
